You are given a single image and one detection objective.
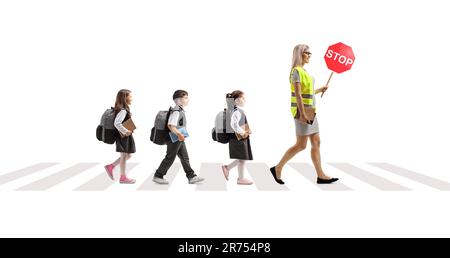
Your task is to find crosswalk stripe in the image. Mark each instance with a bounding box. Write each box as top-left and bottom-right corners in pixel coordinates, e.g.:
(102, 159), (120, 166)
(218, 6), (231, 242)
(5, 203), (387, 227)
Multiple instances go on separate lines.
(137, 163), (181, 191)
(196, 163), (227, 191)
(328, 163), (410, 191)
(74, 163), (139, 191)
(247, 163), (289, 191)
(289, 163), (352, 191)
(368, 163), (450, 191)
(16, 163), (98, 191)
(2, 162), (447, 191)
(0, 163), (58, 186)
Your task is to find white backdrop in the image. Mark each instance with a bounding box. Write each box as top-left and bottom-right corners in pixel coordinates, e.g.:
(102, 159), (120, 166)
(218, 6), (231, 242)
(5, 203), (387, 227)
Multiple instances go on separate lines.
(1, 0), (450, 237)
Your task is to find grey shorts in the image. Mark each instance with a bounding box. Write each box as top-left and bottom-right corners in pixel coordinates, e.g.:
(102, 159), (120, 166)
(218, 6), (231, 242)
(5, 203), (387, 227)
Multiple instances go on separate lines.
(294, 116), (319, 136)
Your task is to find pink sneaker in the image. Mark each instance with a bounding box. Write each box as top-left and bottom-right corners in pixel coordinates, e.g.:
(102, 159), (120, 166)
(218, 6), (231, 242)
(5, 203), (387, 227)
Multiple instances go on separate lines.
(221, 165), (229, 181)
(119, 176), (136, 184)
(104, 164), (114, 180)
(237, 178), (253, 185)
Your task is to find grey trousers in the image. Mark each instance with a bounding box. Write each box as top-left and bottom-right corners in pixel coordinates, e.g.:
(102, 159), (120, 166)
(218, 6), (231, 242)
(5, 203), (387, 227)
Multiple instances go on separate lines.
(155, 141), (196, 179)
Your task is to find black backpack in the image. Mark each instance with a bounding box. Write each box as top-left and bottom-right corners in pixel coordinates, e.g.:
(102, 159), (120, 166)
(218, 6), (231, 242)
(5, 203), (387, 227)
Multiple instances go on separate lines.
(150, 107), (172, 145)
(96, 107), (117, 144)
(212, 109), (230, 144)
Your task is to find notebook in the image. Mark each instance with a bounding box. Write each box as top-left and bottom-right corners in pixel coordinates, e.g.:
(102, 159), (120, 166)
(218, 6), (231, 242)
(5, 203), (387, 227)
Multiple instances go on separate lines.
(304, 107), (316, 124)
(169, 127), (189, 143)
(296, 107), (316, 124)
(235, 123), (251, 141)
(120, 118), (136, 138)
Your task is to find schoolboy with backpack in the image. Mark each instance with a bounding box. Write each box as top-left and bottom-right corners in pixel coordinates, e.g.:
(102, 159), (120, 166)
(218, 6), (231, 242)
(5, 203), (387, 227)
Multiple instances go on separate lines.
(151, 90), (205, 185)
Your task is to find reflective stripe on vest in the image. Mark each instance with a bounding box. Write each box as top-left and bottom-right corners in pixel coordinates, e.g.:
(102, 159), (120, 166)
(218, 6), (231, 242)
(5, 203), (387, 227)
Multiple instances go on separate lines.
(290, 66), (315, 118)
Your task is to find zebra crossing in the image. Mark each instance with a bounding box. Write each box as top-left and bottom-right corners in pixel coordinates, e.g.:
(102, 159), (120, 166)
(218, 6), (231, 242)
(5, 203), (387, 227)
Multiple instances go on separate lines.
(1, 162), (449, 191)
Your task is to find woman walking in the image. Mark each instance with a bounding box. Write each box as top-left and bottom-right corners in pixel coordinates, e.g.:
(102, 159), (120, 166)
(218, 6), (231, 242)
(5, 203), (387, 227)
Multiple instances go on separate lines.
(270, 44), (338, 185)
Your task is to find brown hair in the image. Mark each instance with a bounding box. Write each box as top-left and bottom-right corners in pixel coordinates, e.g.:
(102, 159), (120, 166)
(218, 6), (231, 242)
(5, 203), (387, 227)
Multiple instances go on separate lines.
(226, 90), (244, 100)
(114, 89), (132, 115)
(225, 90), (244, 110)
(173, 90), (188, 100)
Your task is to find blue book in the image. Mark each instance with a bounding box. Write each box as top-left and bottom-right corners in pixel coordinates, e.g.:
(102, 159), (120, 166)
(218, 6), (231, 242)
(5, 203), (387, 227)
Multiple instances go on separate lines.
(169, 127), (189, 143)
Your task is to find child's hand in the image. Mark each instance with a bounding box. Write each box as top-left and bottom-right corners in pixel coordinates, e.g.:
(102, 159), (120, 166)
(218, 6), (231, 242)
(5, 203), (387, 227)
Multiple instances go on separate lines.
(241, 132), (249, 139)
(177, 133), (185, 142)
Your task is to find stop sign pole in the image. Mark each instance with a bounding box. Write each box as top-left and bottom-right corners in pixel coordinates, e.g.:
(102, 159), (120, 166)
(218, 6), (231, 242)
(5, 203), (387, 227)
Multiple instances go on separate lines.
(321, 42), (355, 97)
(322, 71), (334, 97)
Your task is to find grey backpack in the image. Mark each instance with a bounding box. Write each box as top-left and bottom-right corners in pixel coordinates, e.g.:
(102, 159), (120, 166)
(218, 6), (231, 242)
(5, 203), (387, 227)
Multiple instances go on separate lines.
(150, 107), (172, 145)
(96, 107), (117, 144)
(212, 108), (231, 144)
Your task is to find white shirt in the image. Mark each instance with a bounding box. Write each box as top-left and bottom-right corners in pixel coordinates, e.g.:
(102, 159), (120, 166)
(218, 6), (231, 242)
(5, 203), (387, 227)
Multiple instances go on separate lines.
(168, 105), (185, 127)
(114, 109), (129, 135)
(168, 110), (181, 127)
(231, 110), (245, 135)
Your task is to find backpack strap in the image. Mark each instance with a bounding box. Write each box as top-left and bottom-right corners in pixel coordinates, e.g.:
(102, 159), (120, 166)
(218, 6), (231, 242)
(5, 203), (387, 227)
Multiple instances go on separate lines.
(222, 108), (227, 133)
(172, 106), (185, 127)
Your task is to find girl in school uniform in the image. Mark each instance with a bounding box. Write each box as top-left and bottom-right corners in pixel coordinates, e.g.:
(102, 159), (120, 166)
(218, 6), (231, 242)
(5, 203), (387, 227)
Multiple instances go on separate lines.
(221, 90), (253, 185)
(104, 89), (136, 184)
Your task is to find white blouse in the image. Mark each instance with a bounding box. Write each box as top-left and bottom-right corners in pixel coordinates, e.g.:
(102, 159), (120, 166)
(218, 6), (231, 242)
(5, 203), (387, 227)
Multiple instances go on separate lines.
(231, 110), (245, 135)
(114, 109), (130, 135)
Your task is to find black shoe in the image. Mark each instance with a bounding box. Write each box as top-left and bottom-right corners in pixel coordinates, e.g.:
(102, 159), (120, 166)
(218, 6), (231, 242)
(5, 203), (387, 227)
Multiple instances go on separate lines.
(317, 177), (339, 184)
(270, 166), (285, 185)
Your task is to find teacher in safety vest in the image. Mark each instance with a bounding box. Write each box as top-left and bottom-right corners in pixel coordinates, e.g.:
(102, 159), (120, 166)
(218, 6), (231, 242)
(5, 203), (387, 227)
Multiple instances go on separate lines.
(270, 44), (339, 185)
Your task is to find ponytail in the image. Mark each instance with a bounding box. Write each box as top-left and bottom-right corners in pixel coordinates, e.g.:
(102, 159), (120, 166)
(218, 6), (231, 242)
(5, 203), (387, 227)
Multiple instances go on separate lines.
(225, 92), (235, 111)
(225, 90), (244, 110)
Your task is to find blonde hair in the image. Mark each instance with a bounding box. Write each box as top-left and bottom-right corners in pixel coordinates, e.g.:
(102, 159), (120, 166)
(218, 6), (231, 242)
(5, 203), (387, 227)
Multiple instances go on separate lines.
(291, 44), (310, 68)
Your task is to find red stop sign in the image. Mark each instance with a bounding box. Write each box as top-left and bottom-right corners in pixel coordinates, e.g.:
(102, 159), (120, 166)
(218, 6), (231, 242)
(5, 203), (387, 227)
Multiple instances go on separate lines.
(324, 42), (355, 74)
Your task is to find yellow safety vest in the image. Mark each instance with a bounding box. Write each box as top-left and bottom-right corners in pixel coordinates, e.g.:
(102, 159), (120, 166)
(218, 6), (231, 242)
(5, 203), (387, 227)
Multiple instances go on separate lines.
(290, 66), (315, 118)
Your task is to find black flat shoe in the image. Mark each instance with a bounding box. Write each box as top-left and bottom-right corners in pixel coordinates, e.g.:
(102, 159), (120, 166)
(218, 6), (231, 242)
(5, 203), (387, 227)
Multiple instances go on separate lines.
(317, 177), (339, 184)
(270, 166), (285, 185)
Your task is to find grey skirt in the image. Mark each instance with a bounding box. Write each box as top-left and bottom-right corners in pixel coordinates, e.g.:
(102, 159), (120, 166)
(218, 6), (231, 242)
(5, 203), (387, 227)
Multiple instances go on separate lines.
(294, 116), (319, 136)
